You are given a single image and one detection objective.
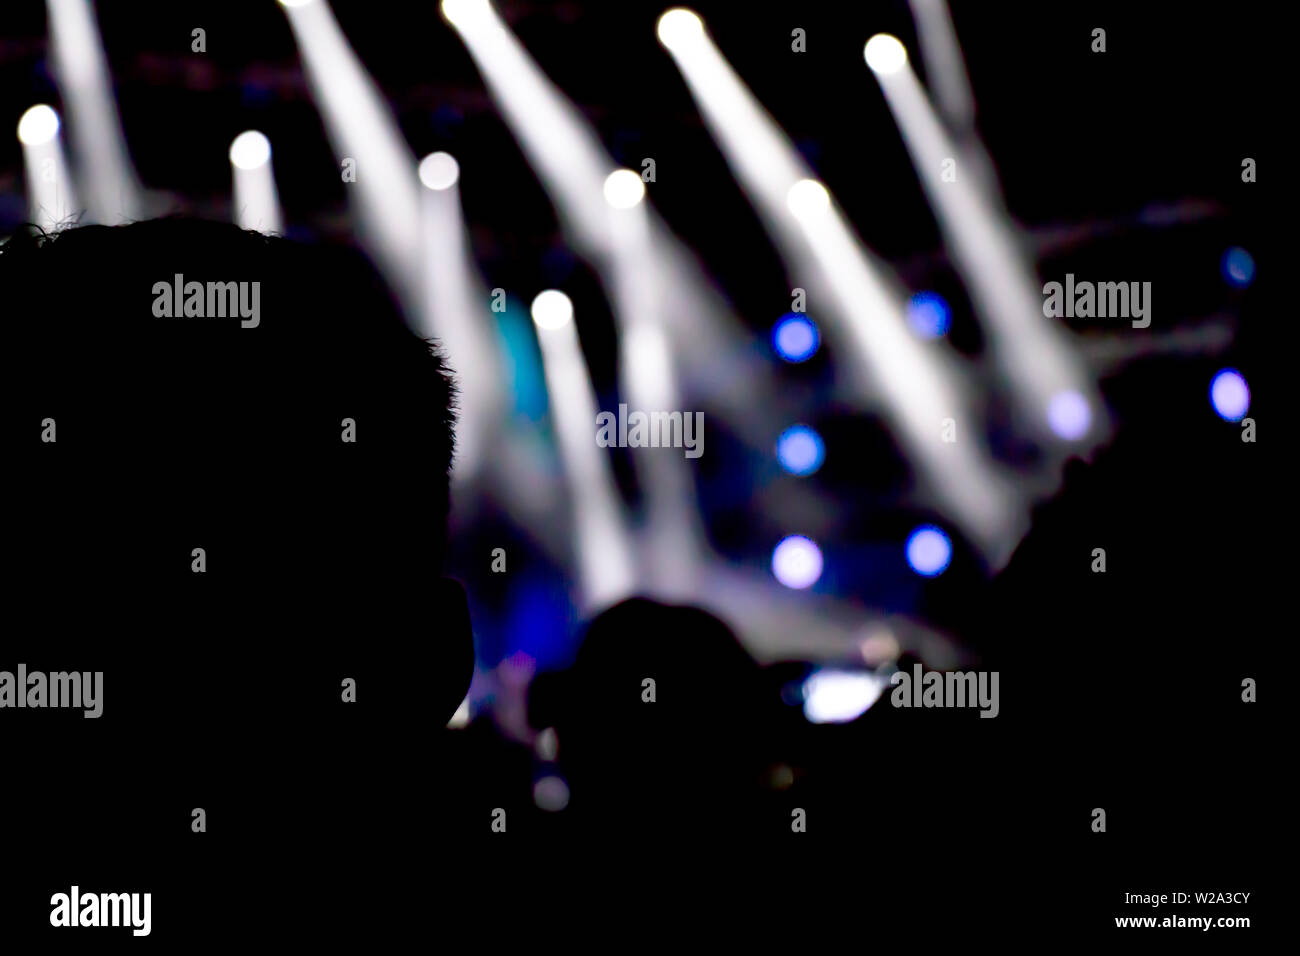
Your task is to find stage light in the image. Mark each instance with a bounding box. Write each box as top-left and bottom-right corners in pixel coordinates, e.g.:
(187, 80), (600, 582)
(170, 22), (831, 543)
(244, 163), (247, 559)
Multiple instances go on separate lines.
(866, 31), (1104, 458)
(419, 151), (460, 191)
(531, 289), (574, 330)
(441, 0), (493, 28)
(228, 130), (271, 170)
(1047, 389), (1091, 440)
(17, 105), (59, 146)
(281, 0), (425, 307)
(1210, 368), (1250, 421)
(656, 8), (705, 52)
(772, 535), (823, 589)
(229, 131), (282, 234)
(906, 525), (952, 577)
(802, 669), (886, 723)
(907, 291), (952, 338)
(447, 697), (471, 729)
(1221, 247), (1255, 288)
(786, 178), (830, 221)
(276, 0), (317, 7)
(773, 313), (819, 362)
(777, 425), (825, 476)
(603, 168), (645, 209)
(864, 34), (908, 75)
(662, 14), (1025, 564)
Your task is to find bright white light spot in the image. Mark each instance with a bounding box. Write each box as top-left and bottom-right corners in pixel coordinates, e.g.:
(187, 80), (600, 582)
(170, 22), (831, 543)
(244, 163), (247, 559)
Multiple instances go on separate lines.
(864, 34), (908, 75)
(531, 289), (574, 330)
(229, 130), (272, 170)
(533, 775), (570, 812)
(1210, 368), (1250, 421)
(276, 0), (317, 7)
(906, 525), (952, 577)
(787, 179), (830, 222)
(657, 9), (705, 51)
(772, 535), (823, 589)
(1047, 390), (1092, 440)
(446, 696), (470, 729)
(603, 168), (645, 209)
(419, 151), (460, 191)
(802, 669), (885, 723)
(441, 0), (492, 27)
(17, 105), (59, 146)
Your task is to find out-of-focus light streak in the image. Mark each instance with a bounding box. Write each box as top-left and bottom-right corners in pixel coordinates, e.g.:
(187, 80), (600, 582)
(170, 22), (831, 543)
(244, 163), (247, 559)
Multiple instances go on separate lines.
(420, 151), (506, 484)
(866, 33), (1107, 452)
(229, 131), (283, 235)
(907, 0), (975, 134)
(531, 290), (635, 612)
(660, 10), (1023, 564)
(44, 0), (142, 224)
(279, 0), (423, 309)
(441, 0), (814, 495)
(18, 105), (79, 232)
(605, 186), (709, 599)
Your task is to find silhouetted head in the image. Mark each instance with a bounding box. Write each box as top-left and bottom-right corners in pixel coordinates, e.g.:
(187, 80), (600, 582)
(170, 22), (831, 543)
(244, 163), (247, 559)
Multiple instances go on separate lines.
(3, 218), (455, 576)
(2, 219), (470, 723)
(530, 598), (769, 830)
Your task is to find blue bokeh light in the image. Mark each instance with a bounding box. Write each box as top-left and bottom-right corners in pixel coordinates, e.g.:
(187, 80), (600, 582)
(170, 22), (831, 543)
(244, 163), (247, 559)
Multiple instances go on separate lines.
(906, 291), (952, 338)
(1221, 247), (1255, 288)
(773, 313), (820, 362)
(776, 425), (825, 476)
(906, 525), (952, 577)
(1210, 368), (1250, 421)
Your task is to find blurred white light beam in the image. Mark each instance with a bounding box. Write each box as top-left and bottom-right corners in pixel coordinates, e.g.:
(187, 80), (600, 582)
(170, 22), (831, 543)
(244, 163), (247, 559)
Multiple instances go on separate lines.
(438, 0), (763, 423)
(531, 291), (636, 612)
(421, 151), (506, 482)
(18, 105), (79, 231)
(660, 11), (1023, 562)
(443, 2), (731, 579)
(44, 0), (142, 224)
(441, 0), (615, 252)
(907, 0), (975, 133)
(279, 0), (423, 309)
(606, 190), (709, 598)
(866, 36), (1107, 449)
(229, 131), (283, 235)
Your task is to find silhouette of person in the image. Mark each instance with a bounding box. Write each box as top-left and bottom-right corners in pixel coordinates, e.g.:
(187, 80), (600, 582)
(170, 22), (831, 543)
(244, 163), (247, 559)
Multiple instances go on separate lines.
(1, 218), (472, 944)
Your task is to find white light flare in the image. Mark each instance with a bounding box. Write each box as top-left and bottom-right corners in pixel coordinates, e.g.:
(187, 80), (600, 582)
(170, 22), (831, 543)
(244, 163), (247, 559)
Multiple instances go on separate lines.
(279, 0), (424, 310)
(865, 34), (1107, 450)
(603, 168), (645, 209)
(44, 0), (143, 223)
(419, 150), (505, 483)
(418, 151), (460, 191)
(229, 131), (283, 235)
(531, 291), (636, 612)
(444, 0), (805, 491)
(18, 105), (79, 232)
(659, 10), (1024, 564)
(802, 669), (886, 724)
(907, 0), (976, 132)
